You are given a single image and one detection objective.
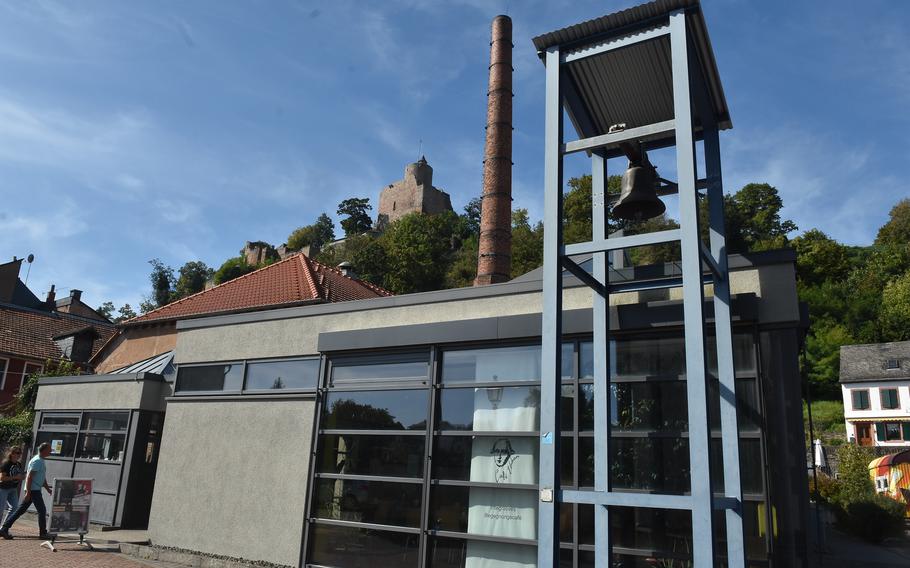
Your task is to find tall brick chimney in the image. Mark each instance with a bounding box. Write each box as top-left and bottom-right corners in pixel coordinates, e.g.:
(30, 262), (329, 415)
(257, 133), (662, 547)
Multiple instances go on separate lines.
(475, 15), (513, 286)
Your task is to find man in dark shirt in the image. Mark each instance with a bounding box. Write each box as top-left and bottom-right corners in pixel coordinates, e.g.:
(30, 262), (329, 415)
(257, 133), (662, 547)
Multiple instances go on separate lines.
(0, 447), (24, 526)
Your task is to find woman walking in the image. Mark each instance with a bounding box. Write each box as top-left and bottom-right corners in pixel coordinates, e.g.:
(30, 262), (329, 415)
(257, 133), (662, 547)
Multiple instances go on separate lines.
(0, 447), (24, 525)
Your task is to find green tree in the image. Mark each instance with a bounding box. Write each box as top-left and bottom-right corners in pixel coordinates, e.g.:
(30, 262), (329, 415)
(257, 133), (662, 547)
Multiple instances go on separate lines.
(97, 302), (137, 323)
(338, 198), (373, 237)
(462, 197), (482, 236)
(880, 270), (910, 341)
(175, 261), (214, 299)
(380, 211), (460, 293)
(875, 198), (910, 246)
(148, 258), (175, 308)
(725, 183), (797, 253)
(213, 256), (255, 285)
(804, 323), (854, 398)
(791, 229), (851, 287)
(1, 359), (81, 447)
(350, 235), (388, 287)
(446, 234), (479, 288)
(511, 209), (544, 278)
(96, 301), (115, 321)
(117, 304), (137, 322)
(288, 213), (336, 250)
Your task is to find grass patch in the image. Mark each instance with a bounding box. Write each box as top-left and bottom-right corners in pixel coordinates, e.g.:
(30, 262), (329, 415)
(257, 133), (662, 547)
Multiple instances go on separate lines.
(804, 399), (845, 446)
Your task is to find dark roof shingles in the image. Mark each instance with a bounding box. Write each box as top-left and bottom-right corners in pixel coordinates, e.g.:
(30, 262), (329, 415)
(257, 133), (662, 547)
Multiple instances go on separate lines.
(0, 305), (116, 362)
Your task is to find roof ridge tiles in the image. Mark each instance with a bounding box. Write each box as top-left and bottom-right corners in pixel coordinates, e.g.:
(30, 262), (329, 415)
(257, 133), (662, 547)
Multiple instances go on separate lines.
(306, 257), (394, 297)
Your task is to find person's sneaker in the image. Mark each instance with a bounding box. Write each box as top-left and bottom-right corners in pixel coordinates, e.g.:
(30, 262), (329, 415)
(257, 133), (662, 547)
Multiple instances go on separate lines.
(0, 529), (12, 540)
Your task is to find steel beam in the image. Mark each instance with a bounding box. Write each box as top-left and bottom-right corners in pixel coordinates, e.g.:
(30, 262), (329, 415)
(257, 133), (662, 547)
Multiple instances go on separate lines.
(561, 256), (606, 298)
(699, 55), (746, 568)
(538, 45), (564, 568)
(671, 10), (716, 566)
(563, 25), (670, 63)
(563, 120), (676, 155)
(564, 228), (681, 256)
(562, 490), (693, 510)
(591, 150), (610, 568)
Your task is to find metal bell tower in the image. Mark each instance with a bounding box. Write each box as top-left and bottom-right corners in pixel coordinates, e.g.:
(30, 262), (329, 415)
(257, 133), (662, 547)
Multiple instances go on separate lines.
(534, 1), (745, 566)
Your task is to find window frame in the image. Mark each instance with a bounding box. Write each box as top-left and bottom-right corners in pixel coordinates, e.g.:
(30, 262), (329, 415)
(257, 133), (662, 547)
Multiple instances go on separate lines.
(880, 388), (900, 410)
(0, 357), (8, 390)
(302, 328), (771, 567)
(886, 358), (901, 370)
(852, 389), (870, 411)
(22, 362), (43, 390)
(241, 356), (321, 393)
(174, 355), (322, 396)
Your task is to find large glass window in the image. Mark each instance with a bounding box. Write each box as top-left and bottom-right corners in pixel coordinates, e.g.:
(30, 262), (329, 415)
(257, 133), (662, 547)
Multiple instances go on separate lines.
(308, 354), (430, 564)
(306, 333), (769, 567)
(442, 345), (541, 383)
(322, 390), (428, 430)
(244, 358), (319, 391)
(175, 363), (243, 392)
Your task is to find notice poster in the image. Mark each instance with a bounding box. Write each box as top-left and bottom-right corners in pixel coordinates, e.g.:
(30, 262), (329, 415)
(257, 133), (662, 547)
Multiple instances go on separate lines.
(50, 440), (63, 455)
(50, 479), (92, 535)
(466, 351), (538, 567)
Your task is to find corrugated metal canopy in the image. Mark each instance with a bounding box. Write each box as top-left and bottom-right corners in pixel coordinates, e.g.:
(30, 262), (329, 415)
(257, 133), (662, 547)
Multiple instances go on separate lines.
(532, 0), (730, 142)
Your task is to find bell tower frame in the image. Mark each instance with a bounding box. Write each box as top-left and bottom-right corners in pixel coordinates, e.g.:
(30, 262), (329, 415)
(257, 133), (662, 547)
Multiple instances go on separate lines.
(535, 3), (745, 567)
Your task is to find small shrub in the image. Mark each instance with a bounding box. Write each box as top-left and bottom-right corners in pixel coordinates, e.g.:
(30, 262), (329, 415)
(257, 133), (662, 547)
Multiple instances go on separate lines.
(837, 495), (906, 542)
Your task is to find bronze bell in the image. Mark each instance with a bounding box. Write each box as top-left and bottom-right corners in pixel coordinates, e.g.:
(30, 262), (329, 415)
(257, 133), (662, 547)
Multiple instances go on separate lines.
(613, 161), (666, 221)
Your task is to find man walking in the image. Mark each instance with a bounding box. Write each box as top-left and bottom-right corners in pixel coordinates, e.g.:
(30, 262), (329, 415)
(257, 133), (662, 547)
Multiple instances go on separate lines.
(0, 442), (53, 539)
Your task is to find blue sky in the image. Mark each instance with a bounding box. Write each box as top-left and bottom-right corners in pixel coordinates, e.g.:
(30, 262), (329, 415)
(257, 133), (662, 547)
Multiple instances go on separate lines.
(0, 0), (907, 310)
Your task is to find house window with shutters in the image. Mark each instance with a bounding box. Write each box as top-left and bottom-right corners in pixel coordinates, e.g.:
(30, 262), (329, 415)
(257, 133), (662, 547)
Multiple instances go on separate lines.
(880, 388), (900, 410)
(851, 389), (870, 410)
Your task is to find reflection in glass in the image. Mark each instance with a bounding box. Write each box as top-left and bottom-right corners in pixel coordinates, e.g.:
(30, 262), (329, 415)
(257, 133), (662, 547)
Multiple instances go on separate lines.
(609, 507), (692, 558)
(430, 485), (537, 539)
(309, 524), (419, 568)
(83, 412), (129, 431)
(709, 378), (761, 432)
(245, 359), (319, 390)
(322, 390), (428, 430)
(331, 360), (428, 383)
(312, 479), (422, 527)
(176, 364), (243, 392)
(427, 537), (536, 568)
(35, 431), (77, 458)
(710, 438), (764, 495)
(442, 345), (541, 383)
(76, 433), (126, 462)
(612, 382), (688, 431)
(41, 414), (79, 429)
(438, 387), (540, 431)
(578, 437), (691, 493)
(317, 434), (424, 478)
(562, 342), (574, 380)
(434, 436), (538, 484)
(580, 383), (688, 432)
(614, 337), (686, 378)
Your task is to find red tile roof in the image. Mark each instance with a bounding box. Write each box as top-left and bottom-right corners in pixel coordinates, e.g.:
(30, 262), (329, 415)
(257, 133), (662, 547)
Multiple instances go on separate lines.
(126, 253), (392, 325)
(0, 305), (117, 362)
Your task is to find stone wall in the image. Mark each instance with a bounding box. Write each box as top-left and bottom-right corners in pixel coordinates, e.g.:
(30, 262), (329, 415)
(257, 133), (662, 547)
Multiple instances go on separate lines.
(377, 157), (453, 228)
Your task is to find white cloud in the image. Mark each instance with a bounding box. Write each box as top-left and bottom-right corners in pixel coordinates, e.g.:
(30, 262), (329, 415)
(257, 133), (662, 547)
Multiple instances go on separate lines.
(722, 124), (896, 245)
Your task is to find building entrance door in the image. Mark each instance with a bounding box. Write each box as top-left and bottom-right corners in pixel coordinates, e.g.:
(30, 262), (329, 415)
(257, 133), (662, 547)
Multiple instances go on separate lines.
(856, 423), (873, 446)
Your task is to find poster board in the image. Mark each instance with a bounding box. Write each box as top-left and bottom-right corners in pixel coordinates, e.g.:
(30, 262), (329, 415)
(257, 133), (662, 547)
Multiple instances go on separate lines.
(50, 478), (93, 536)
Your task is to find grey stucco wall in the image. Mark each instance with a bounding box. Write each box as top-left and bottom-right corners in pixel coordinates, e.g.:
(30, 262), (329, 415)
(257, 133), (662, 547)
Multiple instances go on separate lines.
(175, 263), (788, 365)
(35, 379), (171, 412)
(147, 398), (314, 567)
(35, 381), (146, 410)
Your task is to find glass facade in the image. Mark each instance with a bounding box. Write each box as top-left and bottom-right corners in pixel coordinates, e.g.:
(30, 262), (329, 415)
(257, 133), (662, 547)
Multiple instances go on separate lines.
(175, 357), (320, 393)
(305, 331), (769, 567)
(37, 411), (131, 462)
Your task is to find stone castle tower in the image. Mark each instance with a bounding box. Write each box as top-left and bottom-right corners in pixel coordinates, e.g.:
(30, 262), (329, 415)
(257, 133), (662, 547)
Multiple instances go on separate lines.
(377, 156), (453, 229)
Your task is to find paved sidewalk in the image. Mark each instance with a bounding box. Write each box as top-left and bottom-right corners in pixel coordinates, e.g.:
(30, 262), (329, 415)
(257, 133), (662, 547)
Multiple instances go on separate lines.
(0, 515), (180, 568)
